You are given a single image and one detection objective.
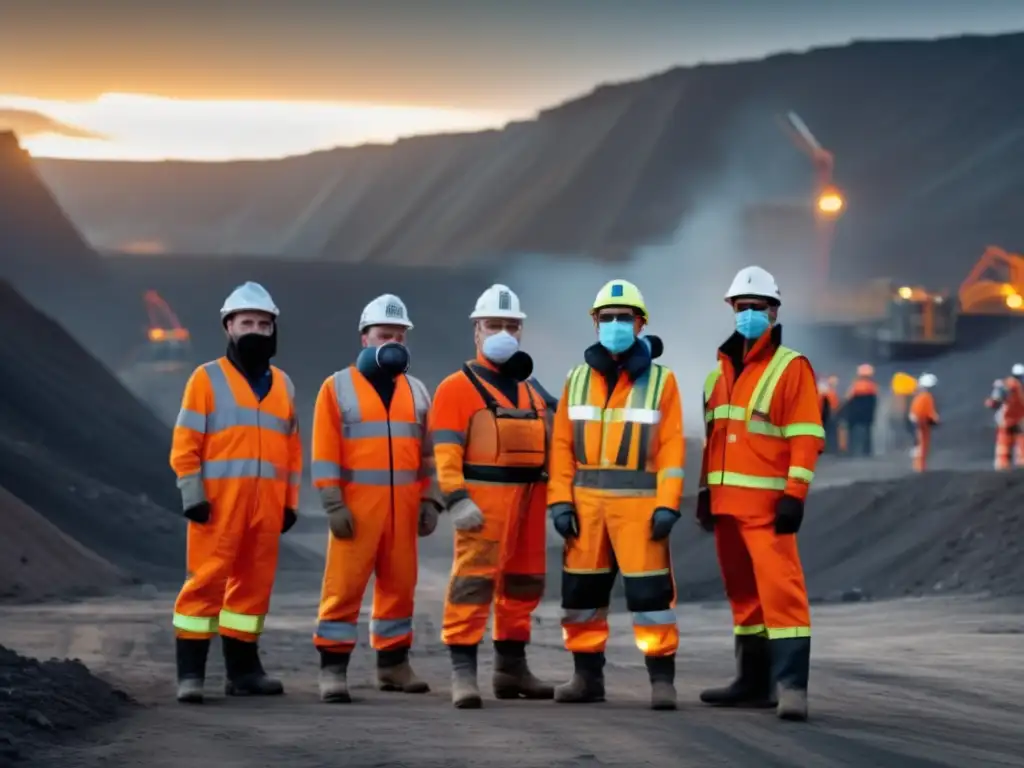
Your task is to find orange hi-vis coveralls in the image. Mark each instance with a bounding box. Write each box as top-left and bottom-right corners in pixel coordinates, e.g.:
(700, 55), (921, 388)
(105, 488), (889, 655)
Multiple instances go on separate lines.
(310, 366), (433, 654)
(430, 358), (550, 647)
(549, 349), (684, 658)
(701, 326), (823, 695)
(987, 377), (1024, 469)
(171, 357), (302, 642)
(909, 389), (939, 472)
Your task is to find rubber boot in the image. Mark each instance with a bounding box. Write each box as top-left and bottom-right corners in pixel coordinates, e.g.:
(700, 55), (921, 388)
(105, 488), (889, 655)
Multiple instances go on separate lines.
(318, 649), (351, 703)
(449, 644), (482, 709)
(771, 636), (810, 721)
(699, 634), (775, 708)
(175, 637), (210, 704)
(554, 651), (606, 704)
(222, 635), (285, 696)
(377, 647), (430, 694)
(645, 655), (677, 711)
(492, 640), (554, 700)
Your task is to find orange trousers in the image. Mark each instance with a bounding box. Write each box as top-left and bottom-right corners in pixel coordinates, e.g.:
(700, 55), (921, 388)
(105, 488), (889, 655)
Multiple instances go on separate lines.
(994, 425), (1024, 469)
(560, 488), (678, 657)
(314, 493), (419, 653)
(442, 483), (546, 645)
(713, 514), (810, 639)
(173, 490), (284, 643)
(912, 426), (932, 472)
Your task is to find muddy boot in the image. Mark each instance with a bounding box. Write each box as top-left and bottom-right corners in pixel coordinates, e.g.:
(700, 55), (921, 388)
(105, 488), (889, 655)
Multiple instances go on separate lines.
(222, 636), (285, 696)
(377, 647), (430, 693)
(492, 640), (554, 700)
(554, 651), (606, 703)
(318, 650), (351, 703)
(772, 636), (810, 721)
(645, 655), (677, 711)
(700, 634), (775, 708)
(175, 637), (210, 704)
(449, 644), (482, 709)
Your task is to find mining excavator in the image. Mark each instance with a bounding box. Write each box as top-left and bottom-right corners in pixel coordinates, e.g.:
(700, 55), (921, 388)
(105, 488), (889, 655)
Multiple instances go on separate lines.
(136, 290), (192, 372)
(958, 246), (1024, 316)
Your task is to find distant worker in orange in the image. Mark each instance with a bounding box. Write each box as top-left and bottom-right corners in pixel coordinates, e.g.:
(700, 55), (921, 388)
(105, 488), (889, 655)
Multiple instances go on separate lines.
(430, 284), (554, 709)
(548, 279), (685, 711)
(843, 363), (878, 456)
(697, 266), (824, 722)
(311, 294), (440, 703)
(170, 281), (302, 704)
(817, 377), (840, 453)
(909, 373), (940, 472)
(984, 364), (1024, 470)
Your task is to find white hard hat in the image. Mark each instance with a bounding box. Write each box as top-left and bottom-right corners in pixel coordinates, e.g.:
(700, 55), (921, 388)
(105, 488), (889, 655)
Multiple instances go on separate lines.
(725, 266), (782, 304)
(918, 373), (938, 388)
(359, 294), (413, 332)
(1012, 363), (1024, 376)
(470, 284), (526, 320)
(220, 281), (279, 321)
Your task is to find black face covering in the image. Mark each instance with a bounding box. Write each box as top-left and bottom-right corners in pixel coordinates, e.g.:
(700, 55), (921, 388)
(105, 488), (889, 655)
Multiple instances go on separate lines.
(498, 350), (534, 382)
(357, 342), (410, 379)
(229, 331), (276, 377)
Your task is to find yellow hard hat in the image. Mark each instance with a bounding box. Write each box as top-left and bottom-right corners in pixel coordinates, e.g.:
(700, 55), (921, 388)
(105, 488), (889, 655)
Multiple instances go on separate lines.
(591, 279), (648, 320)
(891, 372), (917, 396)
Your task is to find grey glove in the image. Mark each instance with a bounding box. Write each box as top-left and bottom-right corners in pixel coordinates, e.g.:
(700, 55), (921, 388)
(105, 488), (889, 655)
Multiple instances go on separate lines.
(650, 507), (681, 541)
(418, 499), (441, 537)
(319, 487), (354, 539)
(549, 503), (579, 540)
(449, 497), (485, 532)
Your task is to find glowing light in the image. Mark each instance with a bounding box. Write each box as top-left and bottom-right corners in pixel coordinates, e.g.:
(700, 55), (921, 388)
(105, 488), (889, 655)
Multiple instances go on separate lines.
(1006, 293), (1022, 310)
(816, 189), (844, 215)
(898, 286), (913, 300)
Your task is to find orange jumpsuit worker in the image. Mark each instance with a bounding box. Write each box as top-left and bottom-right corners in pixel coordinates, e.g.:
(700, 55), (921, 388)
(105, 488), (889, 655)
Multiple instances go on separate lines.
(311, 294), (440, 703)
(170, 281), (302, 704)
(909, 373), (940, 472)
(430, 284), (555, 709)
(818, 378), (840, 453)
(696, 266), (824, 723)
(548, 279), (685, 711)
(985, 365), (1024, 469)
(843, 364), (878, 456)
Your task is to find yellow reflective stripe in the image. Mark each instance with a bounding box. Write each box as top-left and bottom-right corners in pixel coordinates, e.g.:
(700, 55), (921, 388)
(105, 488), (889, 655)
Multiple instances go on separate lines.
(703, 364), (721, 403)
(782, 422), (826, 438)
(173, 613), (218, 634)
(568, 364), (590, 405)
(746, 421), (784, 437)
(747, 346), (800, 418)
(706, 470), (786, 490)
(788, 466), (814, 483)
(767, 626), (811, 639)
(734, 624), (767, 636)
(218, 609), (265, 635)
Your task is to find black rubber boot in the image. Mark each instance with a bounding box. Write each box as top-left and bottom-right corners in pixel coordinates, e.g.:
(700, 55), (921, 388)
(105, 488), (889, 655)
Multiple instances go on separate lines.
(318, 649), (351, 703)
(699, 634), (775, 708)
(175, 637), (210, 704)
(554, 652), (606, 703)
(222, 635), (284, 696)
(449, 644), (482, 709)
(377, 647), (430, 693)
(771, 636), (810, 721)
(645, 655), (677, 711)
(493, 639), (554, 700)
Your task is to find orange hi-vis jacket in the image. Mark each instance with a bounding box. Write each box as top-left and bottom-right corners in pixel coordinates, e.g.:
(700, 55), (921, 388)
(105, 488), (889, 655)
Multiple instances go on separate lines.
(170, 357), (302, 640)
(701, 332), (824, 521)
(909, 390), (939, 426)
(992, 377), (1024, 428)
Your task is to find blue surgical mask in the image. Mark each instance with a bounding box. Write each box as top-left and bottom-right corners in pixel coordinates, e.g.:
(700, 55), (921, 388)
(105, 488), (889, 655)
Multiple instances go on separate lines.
(482, 331), (519, 364)
(598, 320), (636, 354)
(735, 309), (770, 340)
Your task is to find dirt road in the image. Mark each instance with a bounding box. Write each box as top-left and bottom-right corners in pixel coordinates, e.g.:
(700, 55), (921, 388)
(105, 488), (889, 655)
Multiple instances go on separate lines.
(2, 585), (1022, 768)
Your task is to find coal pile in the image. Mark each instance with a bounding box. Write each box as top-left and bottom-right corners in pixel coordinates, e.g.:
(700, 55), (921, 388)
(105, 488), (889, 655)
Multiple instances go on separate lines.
(0, 644), (130, 763)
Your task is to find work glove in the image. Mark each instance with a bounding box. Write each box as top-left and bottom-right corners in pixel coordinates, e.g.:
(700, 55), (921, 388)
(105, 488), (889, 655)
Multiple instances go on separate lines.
(281, 507), (297, 534)
(650, 507), (681, 541)
(549, 503), (579, 540)
(695, 488), (714, 532)
(774, 494), (804, 535)
(325, 502), (355, 539)
(418, 499), (441, 537)
(183, 501), (211, 524)
(449, 497), (485, 532)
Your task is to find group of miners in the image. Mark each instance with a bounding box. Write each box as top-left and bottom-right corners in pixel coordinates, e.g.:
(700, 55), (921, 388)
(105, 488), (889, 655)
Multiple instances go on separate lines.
(169, 264), (825, 722)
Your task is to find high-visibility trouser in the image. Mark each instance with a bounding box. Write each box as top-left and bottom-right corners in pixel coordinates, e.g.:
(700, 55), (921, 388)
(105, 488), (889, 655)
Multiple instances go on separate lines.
(442, 475), (547, 646)
(173, 474), (287, 643)
(994, 425), (1024, 470)
(913, 425), (932, 472)
(313, 482), (422, 653)
(560, 471), (678, 657)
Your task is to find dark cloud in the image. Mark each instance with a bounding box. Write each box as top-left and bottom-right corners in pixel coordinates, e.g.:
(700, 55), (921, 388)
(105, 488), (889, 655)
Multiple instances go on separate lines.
(0, 109), (107, 140)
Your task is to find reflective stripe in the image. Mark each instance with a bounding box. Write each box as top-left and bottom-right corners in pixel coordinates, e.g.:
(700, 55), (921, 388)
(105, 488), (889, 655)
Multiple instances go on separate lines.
(767, 626), (811, 639)
(789, 466), (814, 482)
(431, 429), (465, 446)
(341, 468), (419, 485)
(706, 470), (786, 491)
(175, 408), (206, 432)
(660, 467), (684, 480)
(204, 458), (288, 481)
(316, 620), (358, 642)
(310, 460), (341, 481)
(173, 612), (218, 634)
(204, 362), (294, 435)
(177, 473), (206, 509)
(218, 609), (265, 635)
(370, 617), (413, 638)
(343, 421), (422, 439)
(574, 468), (657, 491)
(561, 607), (609, 624)
(632, 609), (677, 626)
(734, 624), (767, 636)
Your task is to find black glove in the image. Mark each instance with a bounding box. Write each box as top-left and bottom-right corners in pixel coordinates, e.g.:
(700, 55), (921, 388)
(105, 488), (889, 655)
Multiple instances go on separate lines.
(183, 501), (211, 524)
(549, 503), (579, 540)
(281, 507), (297, 534)
(650, 507), (680, 541)
(774, 494), (804, 535)
(695, 488), (714, 532)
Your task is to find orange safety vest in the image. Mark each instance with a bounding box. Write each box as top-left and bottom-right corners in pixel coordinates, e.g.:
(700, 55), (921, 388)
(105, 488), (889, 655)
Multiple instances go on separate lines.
(909, 390), (939, 426)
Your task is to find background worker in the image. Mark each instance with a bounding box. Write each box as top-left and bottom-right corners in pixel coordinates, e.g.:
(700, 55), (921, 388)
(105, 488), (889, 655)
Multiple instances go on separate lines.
(548, 279), (685, 711)
(429, 284), (554, 709)
(696, 266), (824, 722)
(843, 364), (878, 456)
(170, 281), (302, 704)
(310, 294), (440, 703)
(909, 373), (940, 472)
(985, 365), (1024, 470)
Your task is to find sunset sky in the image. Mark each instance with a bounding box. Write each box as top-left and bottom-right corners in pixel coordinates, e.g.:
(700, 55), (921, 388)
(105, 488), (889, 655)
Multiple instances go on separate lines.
(1, 0), (1021, 162)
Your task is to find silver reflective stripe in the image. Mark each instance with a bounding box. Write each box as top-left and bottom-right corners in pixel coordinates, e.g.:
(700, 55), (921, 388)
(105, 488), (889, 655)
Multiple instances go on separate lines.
(343, 421), (422, 439)
(632, 609), (677, 626)
(339, 468), (419, 485)
(175, 408), (206, 433)
(204, 458), (287, 481)
(561, 607), (609, 624)
(177, 473), (206, 509)
(203, 362), (293, 435)
(333, 368), (362, 422)
(431, 429), (465, 446)
(311, 460), (342, 481)
(315, 620), (358, 642)
(370, 617), (413, 638)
